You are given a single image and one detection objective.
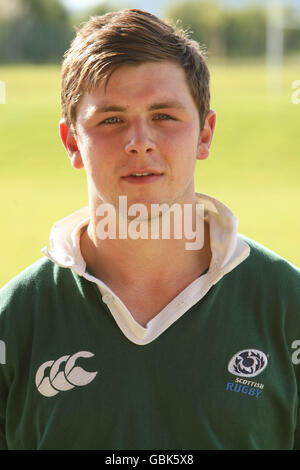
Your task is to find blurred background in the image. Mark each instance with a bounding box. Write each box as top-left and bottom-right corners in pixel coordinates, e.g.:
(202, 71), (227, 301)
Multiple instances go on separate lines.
(0, 0), (299, 286)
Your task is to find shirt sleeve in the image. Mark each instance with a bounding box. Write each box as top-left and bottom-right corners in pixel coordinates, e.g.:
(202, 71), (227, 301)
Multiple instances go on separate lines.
(281, 261), (300, 450)
(294, 412), (300, 450)
(287, 279), (300, 450)
(294, 358), (300, 449)
(0, 370), (8, 450)
(0, 287), (10, 450)
(0, 420), (7, 449)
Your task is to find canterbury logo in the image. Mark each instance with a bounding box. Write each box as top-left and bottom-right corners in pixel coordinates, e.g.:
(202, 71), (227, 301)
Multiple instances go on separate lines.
(35, 351), (98, 397)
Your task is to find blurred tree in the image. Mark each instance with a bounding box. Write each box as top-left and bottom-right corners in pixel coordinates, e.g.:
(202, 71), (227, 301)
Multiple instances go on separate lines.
(69, 2), (119, 28)
(223, 5), (266, 57)
(166, 0), (225, 58)
(0, 0), (73, 63)
(285, 28), (300, 54)
(284, 7), (300, 55)
(0, 0), (299, 63)
(166, 1), (268, 58)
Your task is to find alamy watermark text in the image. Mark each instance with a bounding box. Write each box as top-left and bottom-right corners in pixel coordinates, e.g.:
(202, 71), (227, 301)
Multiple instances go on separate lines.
(95, 197), (205, 250)
(0, 81), (5, 104)
(291, 80), (300, 104)
(0, 340), (6, 364)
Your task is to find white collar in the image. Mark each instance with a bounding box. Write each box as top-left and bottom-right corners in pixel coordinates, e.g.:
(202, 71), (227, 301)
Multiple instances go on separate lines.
(41, 193), (250, 344)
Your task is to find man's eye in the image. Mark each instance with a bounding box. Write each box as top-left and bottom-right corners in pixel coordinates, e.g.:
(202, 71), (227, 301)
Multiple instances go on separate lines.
(101, 117), (121, 125)
(154, 114), (174, 121)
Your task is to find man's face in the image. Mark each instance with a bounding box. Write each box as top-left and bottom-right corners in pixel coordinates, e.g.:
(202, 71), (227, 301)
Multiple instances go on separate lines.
(61, 61), (215, 212)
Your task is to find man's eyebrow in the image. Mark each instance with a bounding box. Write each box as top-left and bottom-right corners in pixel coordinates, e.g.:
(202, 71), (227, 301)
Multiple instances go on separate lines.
(88, 100), (186, 116)
(148, 101), (187, 111)
(92, 104), (127, 113)
(84, 104), (126, 121)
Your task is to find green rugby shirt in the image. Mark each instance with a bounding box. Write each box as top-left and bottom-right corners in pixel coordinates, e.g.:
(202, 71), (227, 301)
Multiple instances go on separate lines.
(0, 194), (299, 449)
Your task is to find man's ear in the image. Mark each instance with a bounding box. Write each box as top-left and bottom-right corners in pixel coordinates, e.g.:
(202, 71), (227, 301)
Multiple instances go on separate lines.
(197, 110), (216, 161)
(59, 118), (84, 169)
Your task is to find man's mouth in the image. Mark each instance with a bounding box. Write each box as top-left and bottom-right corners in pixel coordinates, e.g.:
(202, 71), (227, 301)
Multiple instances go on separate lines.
(121, 171), (163, 184)
(129, 172), (155, 177)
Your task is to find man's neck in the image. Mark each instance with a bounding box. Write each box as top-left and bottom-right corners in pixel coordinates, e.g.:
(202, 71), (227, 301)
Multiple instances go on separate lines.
(80, 213), (211, 290)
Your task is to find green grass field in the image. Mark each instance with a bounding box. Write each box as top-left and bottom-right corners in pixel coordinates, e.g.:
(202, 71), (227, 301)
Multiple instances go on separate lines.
(0, 61), (299, 287)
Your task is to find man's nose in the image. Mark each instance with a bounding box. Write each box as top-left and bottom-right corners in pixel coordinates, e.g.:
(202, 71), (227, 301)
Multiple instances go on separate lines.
(124, 119), (156, 156)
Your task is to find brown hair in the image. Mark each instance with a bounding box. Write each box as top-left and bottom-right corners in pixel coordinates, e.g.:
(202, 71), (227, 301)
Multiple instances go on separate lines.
(61, 9), (210, 131)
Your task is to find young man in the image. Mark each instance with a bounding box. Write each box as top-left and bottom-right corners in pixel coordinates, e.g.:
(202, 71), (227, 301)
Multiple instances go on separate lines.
(0, 9), (300, 450)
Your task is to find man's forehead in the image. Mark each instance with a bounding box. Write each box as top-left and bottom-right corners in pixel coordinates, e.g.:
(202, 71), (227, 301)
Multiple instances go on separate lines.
(86, 62), (188, 99)
(79, 70), (194, 117)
